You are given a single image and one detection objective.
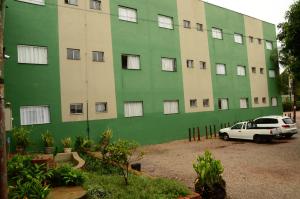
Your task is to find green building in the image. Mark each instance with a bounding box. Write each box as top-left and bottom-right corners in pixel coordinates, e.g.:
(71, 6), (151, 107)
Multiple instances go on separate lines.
(4, 0), (282, 150)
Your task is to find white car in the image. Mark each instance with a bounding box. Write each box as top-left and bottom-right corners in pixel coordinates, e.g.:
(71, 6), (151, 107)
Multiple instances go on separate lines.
(254, 116), (298, 138)
(219, 121), (280, 143)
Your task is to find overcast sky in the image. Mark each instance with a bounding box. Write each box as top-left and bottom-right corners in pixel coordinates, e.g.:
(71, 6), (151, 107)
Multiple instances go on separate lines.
(204, 0), (296, 29)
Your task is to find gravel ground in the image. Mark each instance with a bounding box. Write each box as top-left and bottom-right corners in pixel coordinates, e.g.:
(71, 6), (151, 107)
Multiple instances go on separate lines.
(139, 112), (300, 199)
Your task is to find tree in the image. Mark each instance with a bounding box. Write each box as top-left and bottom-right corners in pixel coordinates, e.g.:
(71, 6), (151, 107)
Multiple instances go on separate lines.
(278, 0), (300, 121)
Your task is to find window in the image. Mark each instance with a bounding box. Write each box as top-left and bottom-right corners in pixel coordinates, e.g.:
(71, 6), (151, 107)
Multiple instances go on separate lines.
(232, 123), (243, 130)
(20, 106), (50, 125)
(240, 98), (248, 109)
(18, 0), (45, 5)
(199, 61), (206, 69)
(216, 64), (226, 75)
(254, 97), (259, 104)
(164, 100), (179, 114)
(96, 102), (107, 113)
(196, 23), (203, 31)
(162, 58), (176, 72)
(218, 98), (229, 110)
(17, 45), (48, 64)
(67, 48), (80, 60)
(65, 0), (78, 6)
(70, 103), (83, 114)
(262, 97), (267, 104)
(118, 6), (137, 22)
(212, 28), (223, 39)
(271, 97), (277, 107)
(252, 67), (256, 74)
(183, 20), (191, 29)
(249, 36), (254, 43)
(90, 0), (101, 10)
(266, 41), (273, 50)
(260, 68), (264, 74)
(187, 60), (194, 68)
(203, 99), (210, 107)
(190, 99), (197, 108)
(122, 55), (140, 70)
(269, 69), (275, 78)
(234, 33), (243, 44)
(124, 102), (143, 117)
(92, 51), (104, 62)
(258, 38), (262, 44)
(237, 65), (246, 76)
(158, 15), (173, 29)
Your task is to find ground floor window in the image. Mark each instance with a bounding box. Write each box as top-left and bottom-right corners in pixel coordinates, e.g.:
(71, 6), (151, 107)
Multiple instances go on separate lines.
(218, 98), (229, 110)
(164, 100), (179, 114)
(70, 103), (83, 114)
(240, 98), (248, 109)
(124, 102), (143, 117)
(271, 97), (278, 107)
(20, 106), (50, 125)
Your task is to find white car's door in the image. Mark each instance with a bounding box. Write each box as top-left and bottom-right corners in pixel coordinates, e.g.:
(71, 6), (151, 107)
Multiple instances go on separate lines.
(228, 123), (244, 139)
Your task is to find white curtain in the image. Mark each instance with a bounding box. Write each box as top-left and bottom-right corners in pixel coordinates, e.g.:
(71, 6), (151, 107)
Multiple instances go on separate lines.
(221, 99), (228, 110)
(216, 64), (226, 75)
(18, 45), (48, 64)
(237, 66), (245, 76)
(20, 106), (50, 125)
(234, 34), (242, 43)
(164, 101), (179, 114)
(212, 28), (222, 39)
(199, 61), (206, 69)
(266, 41), (273, 50)
(162, 58), (175, 71)
(271, 98), (277, 106)
(240, 99), (248, 109)
(19, 0), (45, 5)
(124, 102), (143, 117)
(127, 56), (140, 69)
(96, 103), (106, 112)
(118, 7), (137, 22)
(68, 0), (78, 5)
(158, 16), (173, 29)
(90, 0), (101, 10)
(269, 70), (275, 78)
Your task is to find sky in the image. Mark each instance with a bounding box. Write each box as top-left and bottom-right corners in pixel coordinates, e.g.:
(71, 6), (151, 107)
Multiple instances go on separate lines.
(204, 0), (295, 30)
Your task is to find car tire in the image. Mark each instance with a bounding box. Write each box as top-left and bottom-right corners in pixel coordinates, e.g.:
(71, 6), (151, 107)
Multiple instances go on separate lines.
(254, 135), (261, 143)
(223, 134), (230, 141)
(285, 135), (293, 139)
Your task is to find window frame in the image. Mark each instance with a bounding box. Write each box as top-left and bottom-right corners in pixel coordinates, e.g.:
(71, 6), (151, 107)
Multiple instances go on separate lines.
(124, 101), (144, 118)
(190, 99), (197, 108)
(163, 100), (179, 115)
(161, 57), (177, 72)
(218, 98), (229, 110)
(199, 61), (206, 69)
(266, 40), (273, 50)
(65, 0), (78, 6)
(196, 23), (203, 31)
(237, 65), (246, 76)
(67, 48), (80, 60)
(269, 69), (276, 78)
(234, 33), (243, 44)
(92, 51), (104, 62)
(95, 102), (108, 113)
(121, 54), (141, 70)
(20, 105), (51, 125)
(240, 98), (249, 109)
(183, 20), (191, 29)
(118, 6), (138, 23)
(216, 63), (226, 75)
(271, 97), (278, 107)
(70, 103), (84, 115)
(17, 45), (48, 65)
(187, 59), (194, 68)
(212, 27), (223, 40)
(90, 0), (101, 10)
(203, 99), (210, 108)
(18, 0), (45, 5)
(158, 15), (174, 30)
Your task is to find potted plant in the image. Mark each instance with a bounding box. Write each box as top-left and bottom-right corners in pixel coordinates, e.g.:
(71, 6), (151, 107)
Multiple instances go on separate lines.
(13, 127), (30, 153)
(41, 131), (54, 154)
(61, 137), (72, 153)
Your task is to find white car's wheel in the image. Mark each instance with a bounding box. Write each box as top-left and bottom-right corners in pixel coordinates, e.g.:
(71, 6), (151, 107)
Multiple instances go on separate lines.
(223, 133), (230, 141)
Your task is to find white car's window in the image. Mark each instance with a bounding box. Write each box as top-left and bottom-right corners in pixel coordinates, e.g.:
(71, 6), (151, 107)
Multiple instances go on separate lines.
(231, 123), (243, 129)
(283, 118), (294, 124)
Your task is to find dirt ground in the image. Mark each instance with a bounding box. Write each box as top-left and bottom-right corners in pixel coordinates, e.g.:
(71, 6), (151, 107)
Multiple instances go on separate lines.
(139, 112), (300, 199)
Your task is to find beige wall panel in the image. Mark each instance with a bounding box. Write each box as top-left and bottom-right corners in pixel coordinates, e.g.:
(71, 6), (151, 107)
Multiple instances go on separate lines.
(177, 0), (214, 113)
(58, 0), (117, 122)
(244, 16), (269, 108)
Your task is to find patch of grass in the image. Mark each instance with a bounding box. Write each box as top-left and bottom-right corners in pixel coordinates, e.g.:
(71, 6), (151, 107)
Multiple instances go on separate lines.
(84, 172), (190, 199)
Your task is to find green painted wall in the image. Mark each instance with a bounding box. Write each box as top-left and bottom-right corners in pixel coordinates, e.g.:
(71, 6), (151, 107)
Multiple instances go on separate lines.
(263, 22), (282, 107)
(204, 3), (252, 110)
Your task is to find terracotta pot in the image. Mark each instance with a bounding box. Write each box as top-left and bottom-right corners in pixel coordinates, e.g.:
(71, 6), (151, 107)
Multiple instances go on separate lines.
(64, 148), (72, 153)
(45, 147), (54, 154)
(16, 146), (25, 154)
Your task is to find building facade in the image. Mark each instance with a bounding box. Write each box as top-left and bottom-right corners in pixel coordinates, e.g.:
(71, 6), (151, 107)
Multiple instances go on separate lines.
(4, 0), (282, 149)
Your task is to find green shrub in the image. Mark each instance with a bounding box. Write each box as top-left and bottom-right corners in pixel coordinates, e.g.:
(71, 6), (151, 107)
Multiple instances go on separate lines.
(98, 128), (112, 155)
(41, 130), (54, 147)
(86, 185), (107, 199)
(61, 137), (72, 148)
(193, 151), (226, 199)
(74, 136), (93, 152)
(8, 155), (52, 199)
(13, 127), (30, 150)
(50, 165), (85, 186)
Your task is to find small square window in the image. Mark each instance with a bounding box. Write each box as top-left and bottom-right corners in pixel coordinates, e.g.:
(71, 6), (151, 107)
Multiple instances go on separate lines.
(67, 48), (80, 60)
(70, 103), (83, 114)
(162, 57), (176, 72)
(183, 20), (191, 29)
(237, 65), (246, 76)
(96, 102), (107, 113)
(122, 54), (140, 70)
(199, 61), (206, 69)
(254, 97), (259, 104)
(258, 38), (262, 44)
(216, 64), (226, 75)
(190, 99), (197, 108)
(90, 0), (101, 10)
(234, 33), (243, 44)
(92, 51), (104, 62)
(260, 68), (264, 74)
(164, 100), (179, 114)
(203, 99), (210, 107)
(196, 23), (203, 31)
(212, 28), (223, 39)
(262, 97), (267, 104)
(252, 67), (256, 74)
(249, 36), (254, 43)
(187, 60), (194, 68)
(269, 69), (276, 78)
(65, 0), (78, 6)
